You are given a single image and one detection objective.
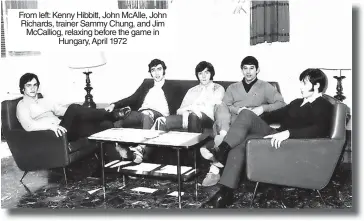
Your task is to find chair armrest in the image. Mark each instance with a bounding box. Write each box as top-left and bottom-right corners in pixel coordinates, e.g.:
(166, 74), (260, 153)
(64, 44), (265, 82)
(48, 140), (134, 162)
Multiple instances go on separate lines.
(246, 138), (346, 190)
(5, 129), (70, 171)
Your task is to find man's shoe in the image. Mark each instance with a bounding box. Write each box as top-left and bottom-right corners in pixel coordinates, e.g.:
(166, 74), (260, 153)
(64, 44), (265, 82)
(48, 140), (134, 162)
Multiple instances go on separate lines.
(112, 107), (131, 121)
(205, 186), (234, 208)
(202, 173), (220, 187)
(115, 143), (132, 159)
(200, 144), (229, 166)
(131, 145), (145, 164)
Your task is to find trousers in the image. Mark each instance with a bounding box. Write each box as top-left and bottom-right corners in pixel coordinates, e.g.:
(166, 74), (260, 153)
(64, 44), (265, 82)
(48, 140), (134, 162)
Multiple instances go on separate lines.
(59, 104), (114, 142)
(113, 109), (163, 129)
(157, 112), (213, 133)
(219, 109), (277, 189)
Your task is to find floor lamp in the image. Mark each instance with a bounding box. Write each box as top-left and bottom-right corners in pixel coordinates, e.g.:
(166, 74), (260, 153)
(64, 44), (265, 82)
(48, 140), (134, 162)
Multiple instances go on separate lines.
(69, 52), (107, 108)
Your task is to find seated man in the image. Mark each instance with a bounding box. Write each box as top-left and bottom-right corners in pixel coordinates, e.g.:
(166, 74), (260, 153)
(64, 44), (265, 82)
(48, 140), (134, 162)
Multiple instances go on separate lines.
(105, 59), (174, 163)
(154, 61), (225, 133)
(203, 68), (333, 208)
(16, 73), (122, 142)
(200, 56), (286, 186)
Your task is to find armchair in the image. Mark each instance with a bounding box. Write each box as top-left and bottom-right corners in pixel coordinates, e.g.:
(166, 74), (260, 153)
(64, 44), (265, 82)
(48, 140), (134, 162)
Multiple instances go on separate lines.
(245, 94), (348, 206)
(1, 96), (98, 183)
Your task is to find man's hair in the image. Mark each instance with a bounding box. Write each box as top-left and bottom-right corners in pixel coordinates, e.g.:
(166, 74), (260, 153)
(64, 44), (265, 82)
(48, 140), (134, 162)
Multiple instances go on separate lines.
(148, 59), (167, 73)
(19, 73), (40, 94)
(299, 68), (328, 93)
(195, 61), (215, 81)
(240, 56), (259, 70)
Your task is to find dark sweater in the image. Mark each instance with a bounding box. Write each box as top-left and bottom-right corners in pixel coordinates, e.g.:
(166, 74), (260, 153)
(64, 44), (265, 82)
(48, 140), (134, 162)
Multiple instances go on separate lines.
(262, 97), (333, 138)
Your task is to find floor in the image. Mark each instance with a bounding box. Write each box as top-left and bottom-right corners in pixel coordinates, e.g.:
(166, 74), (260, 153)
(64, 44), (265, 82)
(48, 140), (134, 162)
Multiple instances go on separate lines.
(1, 144), (353, 210)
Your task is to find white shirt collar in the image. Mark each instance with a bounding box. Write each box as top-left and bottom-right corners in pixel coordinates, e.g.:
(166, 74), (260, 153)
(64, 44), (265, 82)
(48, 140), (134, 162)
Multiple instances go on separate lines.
(199, 81), (214, 90)
(303, 92), (322, 104)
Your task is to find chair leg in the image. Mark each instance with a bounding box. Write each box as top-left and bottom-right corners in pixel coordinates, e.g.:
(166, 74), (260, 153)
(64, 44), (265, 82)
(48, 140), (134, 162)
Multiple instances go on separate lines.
(316, 190), (326, 206)
(20, 171), (28, 183)
(63, 167), (68, 185)
(250, 182), (259, 208)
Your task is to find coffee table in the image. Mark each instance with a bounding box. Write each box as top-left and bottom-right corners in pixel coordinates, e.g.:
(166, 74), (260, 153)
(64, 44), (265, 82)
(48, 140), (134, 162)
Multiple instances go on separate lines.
(88, 128), (210, 208)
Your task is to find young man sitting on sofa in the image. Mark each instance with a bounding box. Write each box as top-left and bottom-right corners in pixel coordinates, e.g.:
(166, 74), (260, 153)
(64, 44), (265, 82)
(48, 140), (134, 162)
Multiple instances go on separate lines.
(200, 56), (286, 187)
(104, 58), (174, 164)
(153, 61), (225, 133)
(202, 68), (333, 208)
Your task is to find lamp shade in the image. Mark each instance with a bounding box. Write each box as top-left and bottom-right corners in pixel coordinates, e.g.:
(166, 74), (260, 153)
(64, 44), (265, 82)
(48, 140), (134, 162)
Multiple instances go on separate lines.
(68, 51), (107, 69)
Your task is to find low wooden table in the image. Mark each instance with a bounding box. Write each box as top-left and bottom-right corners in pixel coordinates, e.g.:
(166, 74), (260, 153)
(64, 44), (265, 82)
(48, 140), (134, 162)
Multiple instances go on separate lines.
(88, 128), (210, 208)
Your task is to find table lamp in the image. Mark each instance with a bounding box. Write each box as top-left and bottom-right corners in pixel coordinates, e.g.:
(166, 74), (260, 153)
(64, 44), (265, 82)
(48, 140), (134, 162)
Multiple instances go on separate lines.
(69, 52), (106, 108)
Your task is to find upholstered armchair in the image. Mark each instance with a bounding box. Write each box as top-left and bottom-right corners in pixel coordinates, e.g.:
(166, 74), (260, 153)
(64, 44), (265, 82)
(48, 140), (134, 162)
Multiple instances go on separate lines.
(1, 96), (98, 183)
(245, 94), (348, 206)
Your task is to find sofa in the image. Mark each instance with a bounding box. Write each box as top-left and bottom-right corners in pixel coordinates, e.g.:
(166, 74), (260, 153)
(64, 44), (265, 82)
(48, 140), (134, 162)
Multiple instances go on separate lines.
(133, 79), (281, 166)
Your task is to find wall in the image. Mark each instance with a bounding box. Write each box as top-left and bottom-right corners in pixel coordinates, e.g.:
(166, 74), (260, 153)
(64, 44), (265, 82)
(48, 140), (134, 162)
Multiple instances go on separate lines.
(0, 0), (352, 113)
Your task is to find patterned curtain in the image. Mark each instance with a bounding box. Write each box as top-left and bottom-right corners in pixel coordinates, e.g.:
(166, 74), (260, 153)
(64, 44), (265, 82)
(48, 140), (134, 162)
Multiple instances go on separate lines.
(1, 0), (40, 57)
(250, 1), (290, 46)
(118, 0), (169, 9)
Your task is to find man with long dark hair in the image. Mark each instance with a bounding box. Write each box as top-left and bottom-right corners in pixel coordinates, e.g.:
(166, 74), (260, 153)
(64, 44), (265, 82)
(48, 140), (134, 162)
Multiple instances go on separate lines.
(203, 68), (333, 208)
(105, 59), (175, 164)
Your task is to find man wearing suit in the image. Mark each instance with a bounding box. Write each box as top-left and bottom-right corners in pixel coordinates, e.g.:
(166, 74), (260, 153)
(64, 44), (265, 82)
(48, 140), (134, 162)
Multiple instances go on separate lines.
(105, 58), (175, 163)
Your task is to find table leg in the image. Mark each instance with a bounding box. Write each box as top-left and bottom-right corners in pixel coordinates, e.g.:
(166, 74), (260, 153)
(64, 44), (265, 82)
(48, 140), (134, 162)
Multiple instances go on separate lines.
(177, 148), (182, 209)
(194, 148), (198, 202)
(100, 141), (106, 199)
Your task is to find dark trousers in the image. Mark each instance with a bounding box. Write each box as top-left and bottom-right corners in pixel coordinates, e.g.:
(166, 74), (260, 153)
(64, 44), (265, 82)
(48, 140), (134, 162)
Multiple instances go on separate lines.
(159, 112), (213, 133)
(113, 109), (163, 129)
(219, 110), (277, 189)
(60, 104), (114, 142)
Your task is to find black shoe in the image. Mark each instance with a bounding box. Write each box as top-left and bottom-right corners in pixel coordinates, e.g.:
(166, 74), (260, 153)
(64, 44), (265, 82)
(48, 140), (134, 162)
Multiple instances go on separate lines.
(112, 107), (131, 121)
(206, 186), (234, 208)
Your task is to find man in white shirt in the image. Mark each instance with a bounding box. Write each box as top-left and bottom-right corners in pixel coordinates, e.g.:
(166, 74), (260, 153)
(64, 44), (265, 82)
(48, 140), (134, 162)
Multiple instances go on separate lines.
(105, 59), (172, 164)
(154, 61), (225, 133)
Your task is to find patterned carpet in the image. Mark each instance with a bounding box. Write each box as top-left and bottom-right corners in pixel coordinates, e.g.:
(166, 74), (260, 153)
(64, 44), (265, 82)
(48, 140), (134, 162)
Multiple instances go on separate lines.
(1, 154), (352, 210)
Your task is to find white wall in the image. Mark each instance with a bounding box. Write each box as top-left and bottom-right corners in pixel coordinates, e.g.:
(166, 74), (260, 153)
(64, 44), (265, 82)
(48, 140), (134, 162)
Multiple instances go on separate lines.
(0, 0), (352, 112)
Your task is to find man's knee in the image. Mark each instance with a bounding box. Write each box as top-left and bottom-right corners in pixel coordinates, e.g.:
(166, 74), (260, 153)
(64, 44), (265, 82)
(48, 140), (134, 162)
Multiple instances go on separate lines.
(142, 113), (154, 129)
(67, 103), (81, 112)
(215, 104), (230, 121)
(188, 112), (200, 122)
(236, 109), (256, 123)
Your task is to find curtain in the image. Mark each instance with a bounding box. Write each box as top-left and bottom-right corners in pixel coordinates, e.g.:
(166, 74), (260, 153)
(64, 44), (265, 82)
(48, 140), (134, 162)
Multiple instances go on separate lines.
(1, 0), (40, 57)
(250, 1), (290, 46)
(118, 0), (169, 9)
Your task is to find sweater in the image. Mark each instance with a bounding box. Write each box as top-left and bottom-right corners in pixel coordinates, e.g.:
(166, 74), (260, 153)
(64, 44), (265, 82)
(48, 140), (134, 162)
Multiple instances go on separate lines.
(263, 96), (333, 138)
(177, 82), (225, 120)
(223, 79), (286, 115)
(16, 96), (67, 131)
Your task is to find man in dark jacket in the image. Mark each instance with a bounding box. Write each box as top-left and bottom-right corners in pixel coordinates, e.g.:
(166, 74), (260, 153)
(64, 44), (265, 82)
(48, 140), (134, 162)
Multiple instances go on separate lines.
(105, 59), (175, 163)
(202, 68), (333, 208)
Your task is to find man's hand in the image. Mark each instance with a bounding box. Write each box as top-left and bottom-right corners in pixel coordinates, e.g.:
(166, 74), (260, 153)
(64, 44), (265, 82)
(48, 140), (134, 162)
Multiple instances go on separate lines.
(105, 104), (115, 112)
(189, 105), (203, 118)
(182, 111), (190, 129)
(250, 106), (264, 116)
(50, 125), (67, 137)
(264, 130), (290, 149)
